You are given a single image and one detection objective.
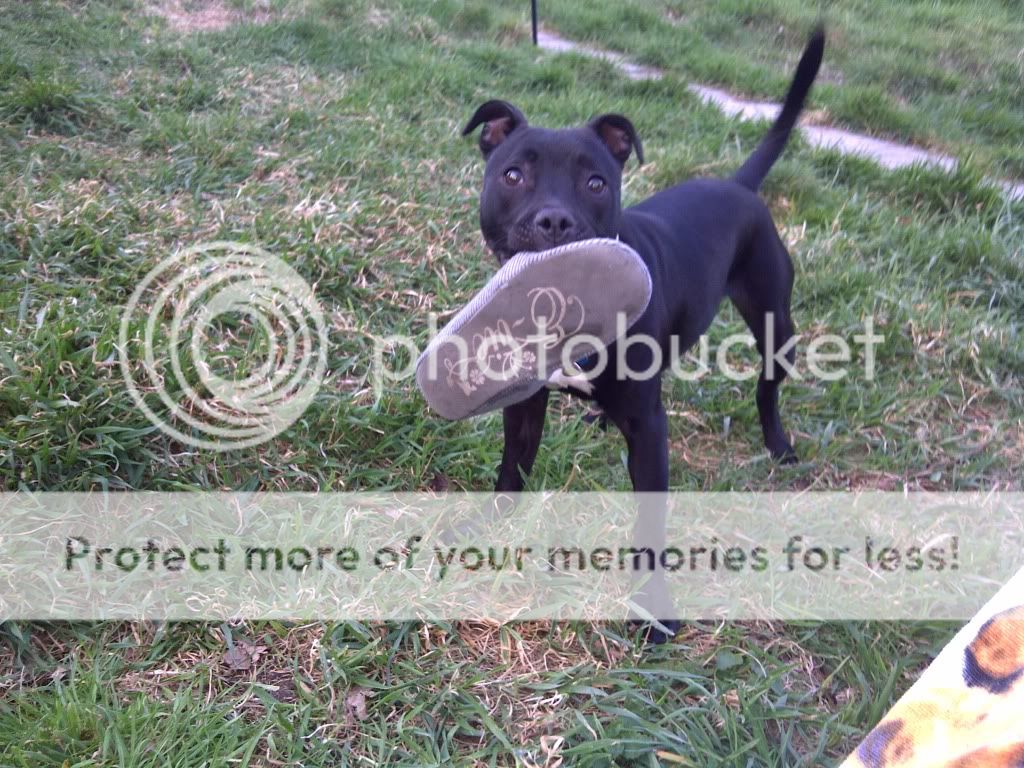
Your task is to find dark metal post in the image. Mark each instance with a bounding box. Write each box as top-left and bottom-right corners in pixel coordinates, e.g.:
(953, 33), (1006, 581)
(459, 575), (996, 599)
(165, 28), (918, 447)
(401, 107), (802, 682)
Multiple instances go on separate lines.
(531, 0), (538, 45)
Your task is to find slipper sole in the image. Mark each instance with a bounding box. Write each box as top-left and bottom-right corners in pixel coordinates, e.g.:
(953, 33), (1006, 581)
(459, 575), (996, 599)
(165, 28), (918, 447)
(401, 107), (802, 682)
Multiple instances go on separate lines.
(416, 238), (652, 420)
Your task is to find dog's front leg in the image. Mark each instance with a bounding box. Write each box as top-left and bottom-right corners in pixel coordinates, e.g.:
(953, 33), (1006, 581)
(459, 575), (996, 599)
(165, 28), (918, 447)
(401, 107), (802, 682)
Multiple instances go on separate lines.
(441, 388), (549, 543)
(604, 382), (680, 642)
(495, 388), (550, 492)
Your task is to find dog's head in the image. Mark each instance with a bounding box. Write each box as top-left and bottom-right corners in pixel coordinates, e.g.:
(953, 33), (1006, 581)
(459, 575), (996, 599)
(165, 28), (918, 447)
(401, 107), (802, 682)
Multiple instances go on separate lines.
(462, 100), (643, 263)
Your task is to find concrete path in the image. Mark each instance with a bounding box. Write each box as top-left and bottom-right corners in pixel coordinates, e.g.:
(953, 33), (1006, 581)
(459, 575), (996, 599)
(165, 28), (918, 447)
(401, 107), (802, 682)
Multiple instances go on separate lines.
(536, 29), (1023, 201)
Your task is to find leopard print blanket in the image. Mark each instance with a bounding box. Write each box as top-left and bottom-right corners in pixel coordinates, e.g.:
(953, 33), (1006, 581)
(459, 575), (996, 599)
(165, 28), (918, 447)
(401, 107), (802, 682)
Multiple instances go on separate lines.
(841, 568), (1024, 767)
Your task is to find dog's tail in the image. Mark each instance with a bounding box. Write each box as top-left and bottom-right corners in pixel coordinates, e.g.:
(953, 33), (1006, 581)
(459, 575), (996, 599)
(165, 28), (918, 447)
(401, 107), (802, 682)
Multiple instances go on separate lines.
(732, 25), (825, 192)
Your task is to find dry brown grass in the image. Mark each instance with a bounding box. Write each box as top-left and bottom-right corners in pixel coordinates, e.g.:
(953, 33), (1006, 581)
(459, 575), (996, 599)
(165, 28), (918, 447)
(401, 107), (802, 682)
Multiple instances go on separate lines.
(148, 0), (273, 32)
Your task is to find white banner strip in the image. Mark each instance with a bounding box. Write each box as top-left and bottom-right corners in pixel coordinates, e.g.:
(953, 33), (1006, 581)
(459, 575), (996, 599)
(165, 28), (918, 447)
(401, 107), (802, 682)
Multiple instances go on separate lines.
(0, 492), (1020, 621)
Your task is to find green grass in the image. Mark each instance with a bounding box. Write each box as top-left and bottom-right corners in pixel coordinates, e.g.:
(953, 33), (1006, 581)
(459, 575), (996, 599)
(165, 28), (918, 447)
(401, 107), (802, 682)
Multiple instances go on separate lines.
(0, 620), (957, 766)
(531, 0), (1024, 177)
(1, 0), (1022, 764)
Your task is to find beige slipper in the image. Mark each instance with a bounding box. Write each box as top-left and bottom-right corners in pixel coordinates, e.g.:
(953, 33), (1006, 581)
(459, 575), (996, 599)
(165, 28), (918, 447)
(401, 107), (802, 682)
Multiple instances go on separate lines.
(416, 238), (651, 420)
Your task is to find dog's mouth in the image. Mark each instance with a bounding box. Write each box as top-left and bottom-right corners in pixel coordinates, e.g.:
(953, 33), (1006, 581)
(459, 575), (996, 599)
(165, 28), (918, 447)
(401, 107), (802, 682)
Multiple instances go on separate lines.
(482, 234), (520, 265)
(483, 203), (614, 265)
(489, 228), (595, 265)
(488, 241), (515, 264)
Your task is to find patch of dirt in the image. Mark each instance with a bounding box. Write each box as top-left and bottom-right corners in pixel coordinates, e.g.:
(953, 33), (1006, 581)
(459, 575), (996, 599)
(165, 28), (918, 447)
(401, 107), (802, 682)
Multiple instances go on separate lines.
(150, 0), (271, 32)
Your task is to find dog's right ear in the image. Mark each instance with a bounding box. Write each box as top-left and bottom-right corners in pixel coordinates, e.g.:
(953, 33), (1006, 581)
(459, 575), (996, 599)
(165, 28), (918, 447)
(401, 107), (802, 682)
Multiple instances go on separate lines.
(462, 100), (527, 159)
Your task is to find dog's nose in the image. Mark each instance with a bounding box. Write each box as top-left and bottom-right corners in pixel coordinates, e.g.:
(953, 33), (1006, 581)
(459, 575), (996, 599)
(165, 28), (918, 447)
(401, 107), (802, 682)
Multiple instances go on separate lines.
(533, 207), (577, 245)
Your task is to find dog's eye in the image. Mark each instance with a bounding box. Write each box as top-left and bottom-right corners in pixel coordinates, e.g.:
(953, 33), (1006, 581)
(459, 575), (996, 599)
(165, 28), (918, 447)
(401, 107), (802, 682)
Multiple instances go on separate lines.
(587, 175), (606, 193)
(503, 167), (524, 186)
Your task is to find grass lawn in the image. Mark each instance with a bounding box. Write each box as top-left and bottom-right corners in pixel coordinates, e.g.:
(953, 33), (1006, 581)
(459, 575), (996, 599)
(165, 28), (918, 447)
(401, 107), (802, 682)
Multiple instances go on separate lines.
(538, 0), (1024, 178)
(1, 0), (1022, 765)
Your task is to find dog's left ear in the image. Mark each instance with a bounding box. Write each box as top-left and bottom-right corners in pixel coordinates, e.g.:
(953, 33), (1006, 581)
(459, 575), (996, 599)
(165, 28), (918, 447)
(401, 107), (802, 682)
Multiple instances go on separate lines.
(589, 114), (644, 166)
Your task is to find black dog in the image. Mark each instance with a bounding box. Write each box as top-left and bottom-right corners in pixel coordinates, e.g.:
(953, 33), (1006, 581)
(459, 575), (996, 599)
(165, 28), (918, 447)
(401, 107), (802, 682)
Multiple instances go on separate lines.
(462, 28), (824, 635)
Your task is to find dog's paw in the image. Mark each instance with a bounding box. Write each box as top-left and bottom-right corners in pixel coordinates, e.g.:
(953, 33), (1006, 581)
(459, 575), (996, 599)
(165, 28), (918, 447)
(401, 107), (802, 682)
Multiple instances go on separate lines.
(768, 440), (798, 464)
(628, 618), (682, 646)
(438, 494), (517, 545)
(438, 518), (481, 546)
(778, 449), (798, 465)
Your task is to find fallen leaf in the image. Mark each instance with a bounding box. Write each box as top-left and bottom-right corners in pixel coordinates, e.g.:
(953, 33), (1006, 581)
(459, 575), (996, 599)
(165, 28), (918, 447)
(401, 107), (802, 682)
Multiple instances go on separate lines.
(656, 751), (693, 765)
(223, 641), (267, 671)
(345, 687), (369, 722)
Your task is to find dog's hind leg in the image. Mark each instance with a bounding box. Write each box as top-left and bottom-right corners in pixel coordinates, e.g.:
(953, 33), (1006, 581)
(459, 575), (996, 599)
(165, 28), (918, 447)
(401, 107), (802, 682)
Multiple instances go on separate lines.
(728, 232), (799, 463)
